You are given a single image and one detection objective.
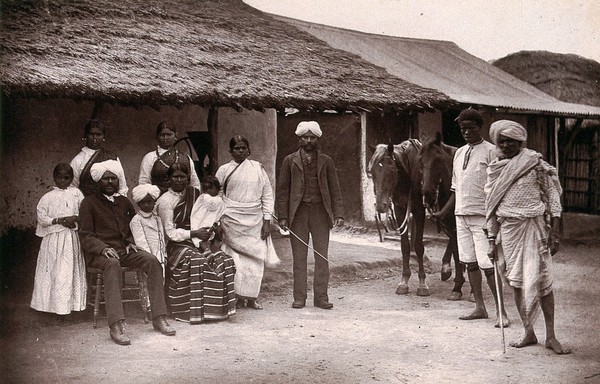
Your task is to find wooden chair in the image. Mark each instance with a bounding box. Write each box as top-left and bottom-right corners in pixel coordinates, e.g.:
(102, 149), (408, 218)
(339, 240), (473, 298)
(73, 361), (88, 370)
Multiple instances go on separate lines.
(87, 266), (151, 328)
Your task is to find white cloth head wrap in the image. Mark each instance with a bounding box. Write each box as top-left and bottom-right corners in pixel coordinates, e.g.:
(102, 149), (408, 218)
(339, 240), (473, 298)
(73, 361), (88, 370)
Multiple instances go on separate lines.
(489, 120), (527, 145)
(90, 159), (123, 182)
(132, 184), (161, 203)
(295, 121), (322, 137)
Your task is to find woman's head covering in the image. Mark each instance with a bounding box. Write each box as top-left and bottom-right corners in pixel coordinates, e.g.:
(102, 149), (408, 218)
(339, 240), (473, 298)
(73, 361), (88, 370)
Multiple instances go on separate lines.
(132, 184), (161, 203)
(489, 120), (527, 145)
(295, 121), (322, 137)
(90, 160), (123, 182)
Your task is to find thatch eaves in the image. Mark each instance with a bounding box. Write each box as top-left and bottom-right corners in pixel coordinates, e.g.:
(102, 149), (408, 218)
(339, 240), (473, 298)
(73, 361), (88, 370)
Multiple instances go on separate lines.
(493, 50), (600, 108)
(0, 0), (453, 113)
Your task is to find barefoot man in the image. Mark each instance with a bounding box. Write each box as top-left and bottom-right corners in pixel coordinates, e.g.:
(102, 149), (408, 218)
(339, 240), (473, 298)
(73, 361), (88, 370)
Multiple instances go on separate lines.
(434, 108), (508, 326)
(485, 120), (571, 354)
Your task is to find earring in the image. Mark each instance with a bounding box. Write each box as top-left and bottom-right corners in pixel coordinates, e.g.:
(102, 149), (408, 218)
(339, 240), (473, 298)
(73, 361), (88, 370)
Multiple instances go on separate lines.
(102, 139), (106, 141)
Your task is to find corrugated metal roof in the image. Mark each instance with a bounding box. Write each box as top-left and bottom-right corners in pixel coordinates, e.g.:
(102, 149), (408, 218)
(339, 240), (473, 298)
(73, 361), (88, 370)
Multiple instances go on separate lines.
(274, 15), (600, 118)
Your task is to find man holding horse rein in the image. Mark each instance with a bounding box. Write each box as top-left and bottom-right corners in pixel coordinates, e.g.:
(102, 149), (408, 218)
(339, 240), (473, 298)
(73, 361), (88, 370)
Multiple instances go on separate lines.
(276, 121), (345, 310)
(433, 108), (509, 327)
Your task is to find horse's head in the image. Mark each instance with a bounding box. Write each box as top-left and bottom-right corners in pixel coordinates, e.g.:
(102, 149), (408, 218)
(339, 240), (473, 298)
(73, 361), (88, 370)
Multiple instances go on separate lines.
(368, 143), (398, 213)
(419, 132), (454, 209)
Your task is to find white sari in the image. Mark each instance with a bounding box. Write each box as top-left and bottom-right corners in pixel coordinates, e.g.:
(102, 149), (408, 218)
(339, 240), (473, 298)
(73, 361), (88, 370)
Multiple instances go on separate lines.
(216, 159), (280, 299)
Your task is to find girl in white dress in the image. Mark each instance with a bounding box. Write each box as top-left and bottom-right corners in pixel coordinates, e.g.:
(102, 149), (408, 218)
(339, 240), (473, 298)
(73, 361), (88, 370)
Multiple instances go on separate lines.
(30, 163), (87, 316)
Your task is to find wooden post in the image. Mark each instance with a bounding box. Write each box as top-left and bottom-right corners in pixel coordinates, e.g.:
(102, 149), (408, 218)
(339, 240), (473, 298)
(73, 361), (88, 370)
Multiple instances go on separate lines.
(207, 106), (219, 176)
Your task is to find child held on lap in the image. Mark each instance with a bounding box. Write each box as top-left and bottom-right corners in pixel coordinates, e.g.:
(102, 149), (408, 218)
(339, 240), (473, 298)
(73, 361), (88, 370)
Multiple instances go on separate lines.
(130, 184), (167, 275)
(31, 163), (87, 316)
(190, 176), (225, 250)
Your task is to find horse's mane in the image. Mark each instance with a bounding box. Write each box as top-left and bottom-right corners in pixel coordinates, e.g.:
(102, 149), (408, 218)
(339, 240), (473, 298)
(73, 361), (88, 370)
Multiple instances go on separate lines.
(368, 139), (422, 173)
(421, 132), (457, 157)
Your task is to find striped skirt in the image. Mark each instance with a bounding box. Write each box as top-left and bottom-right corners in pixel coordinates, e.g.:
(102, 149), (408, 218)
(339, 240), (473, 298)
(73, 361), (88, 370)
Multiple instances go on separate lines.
(168, 245), (236, 324)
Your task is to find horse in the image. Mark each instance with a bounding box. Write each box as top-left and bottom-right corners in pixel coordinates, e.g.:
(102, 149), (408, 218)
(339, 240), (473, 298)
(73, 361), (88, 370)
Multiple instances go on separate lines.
(419, 132), (465, 300)
(368, 140), (429, 296)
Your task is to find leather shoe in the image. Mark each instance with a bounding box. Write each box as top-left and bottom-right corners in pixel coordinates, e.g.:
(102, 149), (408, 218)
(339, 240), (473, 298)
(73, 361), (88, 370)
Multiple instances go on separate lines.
(247, 299), (263, 310)
(291, 300), (305, 309)
(315, 301), (334, 309)
(109, 320), (131, 345)
(153, 315), (176, 336)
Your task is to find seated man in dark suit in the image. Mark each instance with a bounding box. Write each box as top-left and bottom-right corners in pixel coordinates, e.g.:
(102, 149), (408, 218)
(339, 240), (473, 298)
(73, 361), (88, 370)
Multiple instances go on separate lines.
(79, 159), (175, 345)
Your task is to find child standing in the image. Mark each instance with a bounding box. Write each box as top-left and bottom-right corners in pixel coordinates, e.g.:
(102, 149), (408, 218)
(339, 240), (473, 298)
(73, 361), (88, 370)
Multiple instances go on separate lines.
(130, 184), (167, 275)
(31, 163), (87, 315)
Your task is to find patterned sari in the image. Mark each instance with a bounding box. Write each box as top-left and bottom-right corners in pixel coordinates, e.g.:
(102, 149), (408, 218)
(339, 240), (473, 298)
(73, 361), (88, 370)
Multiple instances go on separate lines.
(166, 186), (236, 323)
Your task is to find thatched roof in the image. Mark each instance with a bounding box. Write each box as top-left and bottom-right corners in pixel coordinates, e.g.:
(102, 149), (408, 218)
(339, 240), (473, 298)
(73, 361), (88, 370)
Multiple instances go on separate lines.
(0, 0), (452, 113)
(493, 51), (600, 108)
(274, 15), (600, 118)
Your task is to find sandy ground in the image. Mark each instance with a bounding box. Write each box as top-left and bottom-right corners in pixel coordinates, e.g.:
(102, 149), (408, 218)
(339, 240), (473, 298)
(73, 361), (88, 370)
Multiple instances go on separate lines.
(1, 227), (599, 384)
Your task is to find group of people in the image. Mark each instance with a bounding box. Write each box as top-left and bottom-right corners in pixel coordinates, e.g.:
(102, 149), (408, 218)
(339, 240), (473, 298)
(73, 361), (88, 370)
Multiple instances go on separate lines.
(433, 108), (570, 354)
(30, 111), (569, 354)
(30, 119), (345, 346)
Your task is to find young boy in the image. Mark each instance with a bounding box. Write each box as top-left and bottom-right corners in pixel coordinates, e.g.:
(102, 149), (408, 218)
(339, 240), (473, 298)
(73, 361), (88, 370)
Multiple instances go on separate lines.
(130, 184), (167, 275)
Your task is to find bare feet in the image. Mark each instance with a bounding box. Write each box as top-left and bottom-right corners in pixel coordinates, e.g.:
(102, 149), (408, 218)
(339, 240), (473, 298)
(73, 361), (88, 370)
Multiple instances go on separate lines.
(494, 314), (510, 328)
(545, 338), (572, 354)
(510, 333), (538, 348)
(459, 309), (488, 320)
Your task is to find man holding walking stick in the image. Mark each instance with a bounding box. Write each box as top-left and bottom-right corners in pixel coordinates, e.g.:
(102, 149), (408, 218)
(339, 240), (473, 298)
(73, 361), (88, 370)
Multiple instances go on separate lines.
(485, 120), (571, 354)
(276, 121), (344, 310)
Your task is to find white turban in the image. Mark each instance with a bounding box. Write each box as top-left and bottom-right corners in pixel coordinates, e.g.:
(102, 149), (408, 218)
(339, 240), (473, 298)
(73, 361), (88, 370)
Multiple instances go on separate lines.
(489, 120), (527, 145)
(295, 121), (322, 137)
(131, 184), (161, 203)
(90, 160), (123, 182)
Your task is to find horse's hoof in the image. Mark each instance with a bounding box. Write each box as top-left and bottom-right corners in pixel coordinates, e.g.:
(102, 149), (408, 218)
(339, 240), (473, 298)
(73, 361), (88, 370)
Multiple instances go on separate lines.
(447, 291), (462, 301)
(441, 263), (452, 281)
(416, 284), (430, 296)
(395, 284), (409, 295)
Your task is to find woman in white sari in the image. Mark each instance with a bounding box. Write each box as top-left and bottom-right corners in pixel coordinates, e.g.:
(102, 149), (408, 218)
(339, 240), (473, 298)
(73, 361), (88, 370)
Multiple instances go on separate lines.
(216, 136), (279, 310)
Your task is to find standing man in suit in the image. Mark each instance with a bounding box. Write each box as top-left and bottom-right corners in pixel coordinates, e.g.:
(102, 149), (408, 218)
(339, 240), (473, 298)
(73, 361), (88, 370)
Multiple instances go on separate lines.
(276, 121), (344, 310)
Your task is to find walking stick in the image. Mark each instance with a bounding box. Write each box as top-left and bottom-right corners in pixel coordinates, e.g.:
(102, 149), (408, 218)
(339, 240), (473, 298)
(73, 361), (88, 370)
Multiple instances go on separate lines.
(493, 258), (506, 354)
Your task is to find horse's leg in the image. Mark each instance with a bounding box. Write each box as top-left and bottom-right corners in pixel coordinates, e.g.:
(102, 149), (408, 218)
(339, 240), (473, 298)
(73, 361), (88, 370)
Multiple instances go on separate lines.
(395, 231), (411, 295)
(413, 207), (430, 297)
(448, 230), (464, 301)
(441, 242), (453, 281)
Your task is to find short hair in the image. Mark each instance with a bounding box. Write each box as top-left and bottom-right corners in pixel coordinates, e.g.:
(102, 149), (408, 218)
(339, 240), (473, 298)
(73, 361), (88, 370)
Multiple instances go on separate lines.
(201, 175), (221, 192)
(166, 162), (190, 178)
(83, 119), (106, 136)
(229, 135), (250, 151)
(53, 163), (73, 178)
(156, 121), (176, 137)
(456, 108), (483, 127)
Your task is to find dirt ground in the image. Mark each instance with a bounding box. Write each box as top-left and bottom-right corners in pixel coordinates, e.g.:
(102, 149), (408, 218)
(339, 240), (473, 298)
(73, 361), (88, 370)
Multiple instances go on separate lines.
(1, 227), (599, 384)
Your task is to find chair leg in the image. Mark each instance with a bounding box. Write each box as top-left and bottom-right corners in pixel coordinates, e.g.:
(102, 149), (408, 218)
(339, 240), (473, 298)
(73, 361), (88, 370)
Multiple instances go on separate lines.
(93, 273), (102, 329)
(137, 270), (150, 323)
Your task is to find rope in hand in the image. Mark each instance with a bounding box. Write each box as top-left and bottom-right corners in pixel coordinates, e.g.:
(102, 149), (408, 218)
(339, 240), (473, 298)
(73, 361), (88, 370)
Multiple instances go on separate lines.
(271, 213), (335, 266)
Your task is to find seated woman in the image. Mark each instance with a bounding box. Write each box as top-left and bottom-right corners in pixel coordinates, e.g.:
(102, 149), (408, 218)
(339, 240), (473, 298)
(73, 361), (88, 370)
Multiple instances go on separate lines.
(155, 163), (236, 324)
(70, 119), (128, 197)
(138, 121), (201, 195)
